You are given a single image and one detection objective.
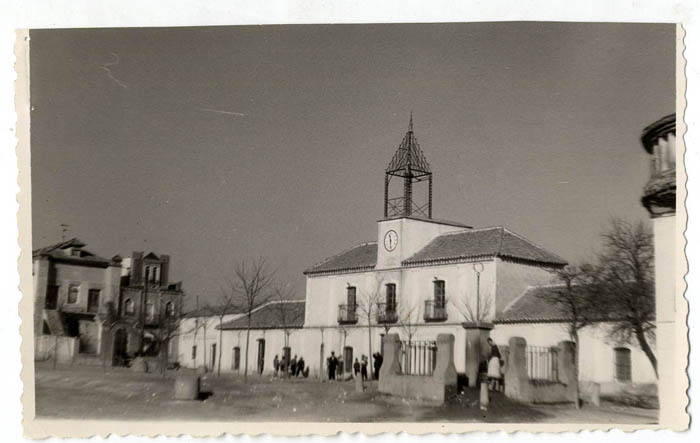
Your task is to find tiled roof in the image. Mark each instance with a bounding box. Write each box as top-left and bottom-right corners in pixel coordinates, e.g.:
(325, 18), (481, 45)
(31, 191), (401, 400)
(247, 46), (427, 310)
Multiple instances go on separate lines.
(403, 227), (567, 267)
(496, 285), (573, 323)
(497, 281), (648, 323)
(303, 242), (378, 275)
(218, 300), (306, 330)
(33, 237), (113, 266)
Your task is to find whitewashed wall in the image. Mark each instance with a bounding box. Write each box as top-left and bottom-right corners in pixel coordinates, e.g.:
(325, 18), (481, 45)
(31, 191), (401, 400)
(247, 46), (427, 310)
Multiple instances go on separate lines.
(490, 322), (657, 384)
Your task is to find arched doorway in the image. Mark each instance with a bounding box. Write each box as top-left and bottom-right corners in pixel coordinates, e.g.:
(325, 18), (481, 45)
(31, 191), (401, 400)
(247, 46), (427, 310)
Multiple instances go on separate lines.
(112, 328), (129, 366)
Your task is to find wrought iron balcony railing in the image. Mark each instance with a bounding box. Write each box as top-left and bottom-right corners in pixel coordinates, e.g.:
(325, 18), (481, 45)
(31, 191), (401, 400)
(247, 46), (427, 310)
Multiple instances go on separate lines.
(376, 302), (398, 324)
(338, 304), (358, 324)
(424, 299), (448, 322)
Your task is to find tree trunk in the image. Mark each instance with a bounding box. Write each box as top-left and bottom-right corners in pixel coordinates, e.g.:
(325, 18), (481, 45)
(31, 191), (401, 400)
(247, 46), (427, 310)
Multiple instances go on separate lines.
(161, 339), (168, 377)
(368, 322), (373, 379)
(218, 319), (223, 376)
(572, 329), (581, 410)
(203, 323), (207, 372)
(243, 316), (251, 384)
(635, 324), (658, 378)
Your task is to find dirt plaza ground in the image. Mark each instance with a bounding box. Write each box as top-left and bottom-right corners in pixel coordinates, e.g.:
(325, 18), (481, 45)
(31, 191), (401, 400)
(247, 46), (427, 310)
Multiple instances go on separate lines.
(33, 362), (658, 424)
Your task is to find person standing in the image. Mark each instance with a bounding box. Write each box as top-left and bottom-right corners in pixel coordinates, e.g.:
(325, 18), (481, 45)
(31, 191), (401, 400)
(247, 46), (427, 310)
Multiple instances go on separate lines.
(290, 355), (298, 377)
(373, 352), (383, 380)
(328, 351), (338, 381)
(361, 355), (368, 381)
(296, 356), (305, 377)
(273, 355), (280, 378)
(353, 358), (360, 377)
(486, 338), (503, 391)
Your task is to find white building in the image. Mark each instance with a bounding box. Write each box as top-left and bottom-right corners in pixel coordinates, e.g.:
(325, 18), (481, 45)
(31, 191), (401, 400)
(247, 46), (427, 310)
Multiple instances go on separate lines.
(178, 117), (657, 386)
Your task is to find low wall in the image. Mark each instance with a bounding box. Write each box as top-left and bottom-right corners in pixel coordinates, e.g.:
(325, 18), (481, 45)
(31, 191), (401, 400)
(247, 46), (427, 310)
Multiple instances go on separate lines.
(35, 335), (79, 362)
(504, 337), (577, 404)
(378, 334), (457, 405)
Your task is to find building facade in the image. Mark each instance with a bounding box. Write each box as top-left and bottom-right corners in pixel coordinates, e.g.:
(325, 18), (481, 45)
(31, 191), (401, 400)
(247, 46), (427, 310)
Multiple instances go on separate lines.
(33, 238), (121, 361)
(639, 114), (682, 423)
(176, 117), (659, 387)
(33, 240), (185, 366)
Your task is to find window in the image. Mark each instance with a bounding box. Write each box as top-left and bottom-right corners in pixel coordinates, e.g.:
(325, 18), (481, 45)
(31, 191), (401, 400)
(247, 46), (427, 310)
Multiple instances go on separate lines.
(45, 285), (59, 310)
(144, 266), (150, 283)
(614, 347), (632, 382)
(145, 302), (155, 321)
(233, 346), (240, 370)
(191, 345), (197, 360)
(433, 280), (446, 307)
(87, 289), (100, 313)
(385, 283), (396, 310)
(71, 249), (81, 257)
(124, 298), (135, 316)
(67, 285), (79, 304)
(347, 286), (356, 307)
(165, 301), (175, 317)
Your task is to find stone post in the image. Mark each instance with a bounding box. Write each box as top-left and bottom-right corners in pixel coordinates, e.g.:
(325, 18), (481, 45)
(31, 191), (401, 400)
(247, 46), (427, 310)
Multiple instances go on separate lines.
(557, 340), (577, 402)
(378, 334), (402, 392)
(504, 336), (532, 402)
(433, 334), (458, 388)
(462, 322), (493, 387)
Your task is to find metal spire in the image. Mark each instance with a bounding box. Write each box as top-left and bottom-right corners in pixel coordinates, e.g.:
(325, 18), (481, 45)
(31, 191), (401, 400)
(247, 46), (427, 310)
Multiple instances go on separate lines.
(408, 111), (413, 132)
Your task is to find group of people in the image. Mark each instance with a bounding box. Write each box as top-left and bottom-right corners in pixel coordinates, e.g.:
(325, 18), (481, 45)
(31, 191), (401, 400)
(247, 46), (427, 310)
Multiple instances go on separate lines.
(273, 353), (306, 378)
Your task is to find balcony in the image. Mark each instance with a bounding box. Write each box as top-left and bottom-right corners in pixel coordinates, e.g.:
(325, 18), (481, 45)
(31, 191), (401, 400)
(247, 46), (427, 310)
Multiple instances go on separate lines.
(424, 299), (448, 322)
(376, 302), (398, 324)
(337, 304), (358, 324)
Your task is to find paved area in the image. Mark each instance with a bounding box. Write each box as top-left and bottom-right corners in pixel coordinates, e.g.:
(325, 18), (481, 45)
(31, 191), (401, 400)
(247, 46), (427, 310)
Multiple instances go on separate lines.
(33, 363), (658, 423)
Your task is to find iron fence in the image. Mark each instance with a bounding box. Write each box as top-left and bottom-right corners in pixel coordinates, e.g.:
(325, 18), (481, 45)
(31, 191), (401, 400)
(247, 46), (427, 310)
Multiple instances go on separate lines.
(399, 340), (438, 376)
(526, 345), (559, 382)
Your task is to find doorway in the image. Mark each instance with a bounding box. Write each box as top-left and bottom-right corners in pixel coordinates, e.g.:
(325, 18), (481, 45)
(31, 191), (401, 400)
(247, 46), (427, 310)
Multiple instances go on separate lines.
(257, 339), (265, 374)
(112, 328), (128, 366)
(210, 343), (217, 370)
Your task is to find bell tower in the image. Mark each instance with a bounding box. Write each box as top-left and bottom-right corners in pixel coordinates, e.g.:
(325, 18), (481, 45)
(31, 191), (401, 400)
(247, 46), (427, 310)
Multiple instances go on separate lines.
(384, 113), (433, 219)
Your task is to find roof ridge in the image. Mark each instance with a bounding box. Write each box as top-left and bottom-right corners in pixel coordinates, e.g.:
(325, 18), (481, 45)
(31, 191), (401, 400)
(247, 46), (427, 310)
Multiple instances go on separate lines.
(434, 226), (502, 238)
(501, 227), (568, 263)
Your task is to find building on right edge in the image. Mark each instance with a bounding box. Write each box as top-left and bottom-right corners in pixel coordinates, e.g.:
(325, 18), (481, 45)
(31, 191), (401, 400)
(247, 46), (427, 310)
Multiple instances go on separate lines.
(639, 113), (681, 426)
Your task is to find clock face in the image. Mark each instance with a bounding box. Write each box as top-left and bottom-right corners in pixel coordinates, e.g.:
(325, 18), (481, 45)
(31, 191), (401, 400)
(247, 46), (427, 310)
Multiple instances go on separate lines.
(384, 230), (398, 252)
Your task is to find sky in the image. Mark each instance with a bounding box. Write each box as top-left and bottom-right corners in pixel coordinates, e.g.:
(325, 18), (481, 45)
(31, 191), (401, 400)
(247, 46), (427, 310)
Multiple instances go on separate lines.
(29, 22), (675, 309)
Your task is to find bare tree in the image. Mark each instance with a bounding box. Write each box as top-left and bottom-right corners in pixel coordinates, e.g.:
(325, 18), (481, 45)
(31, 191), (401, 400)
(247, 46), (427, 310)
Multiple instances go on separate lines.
(228, 258), (275, 383)
(212, 291), (238, 376)
(450, 289), (494, 325)
(272, 284), (304, 350)
(592, 218), (657, 377)
(150, 295), (185, 377)
(538, 265), (597, 408)
(356, 275), (385, 379)
(395, 300), (421, 375)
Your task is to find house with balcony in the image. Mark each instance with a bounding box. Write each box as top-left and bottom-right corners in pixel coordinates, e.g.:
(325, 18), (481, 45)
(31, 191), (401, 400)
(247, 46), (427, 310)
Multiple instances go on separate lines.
(197, 116), (658, 385)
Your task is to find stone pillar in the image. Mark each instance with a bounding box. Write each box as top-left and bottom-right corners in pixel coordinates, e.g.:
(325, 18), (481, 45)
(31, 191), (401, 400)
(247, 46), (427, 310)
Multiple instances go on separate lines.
(462, 322), (493, 387)
(557, 340), (577, 402)
(504, 336), (532, 402)
(33, 258), (50, 339)
(433, 334), (458, 388)
(378, 334), (402, 390)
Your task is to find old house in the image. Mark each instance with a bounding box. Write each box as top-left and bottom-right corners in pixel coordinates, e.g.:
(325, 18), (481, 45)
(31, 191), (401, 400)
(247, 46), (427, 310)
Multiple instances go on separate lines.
(33, 238), (121, 362)
(33, 240), (185, 366)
